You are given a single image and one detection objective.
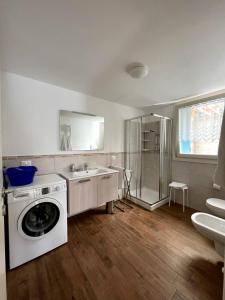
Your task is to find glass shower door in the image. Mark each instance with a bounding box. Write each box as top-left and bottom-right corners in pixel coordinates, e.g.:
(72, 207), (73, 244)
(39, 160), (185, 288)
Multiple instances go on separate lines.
(141, 115), (160, 204)
(125, 115), (172, 205)
(159, 118), (172, 200)
(125, 118), (142, 199)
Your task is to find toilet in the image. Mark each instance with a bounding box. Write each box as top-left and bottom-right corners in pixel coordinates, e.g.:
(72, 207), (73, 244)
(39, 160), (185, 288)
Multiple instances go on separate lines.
(191, 212), (225, 257)
(206, 198), (225, 218)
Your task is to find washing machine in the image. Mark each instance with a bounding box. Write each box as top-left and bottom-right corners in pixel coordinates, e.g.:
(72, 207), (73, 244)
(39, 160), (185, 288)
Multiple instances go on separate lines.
(7, 174), (67, 269)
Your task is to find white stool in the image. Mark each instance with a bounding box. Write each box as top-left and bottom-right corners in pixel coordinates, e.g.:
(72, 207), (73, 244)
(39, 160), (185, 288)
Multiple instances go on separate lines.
(169, 181), (189, 212)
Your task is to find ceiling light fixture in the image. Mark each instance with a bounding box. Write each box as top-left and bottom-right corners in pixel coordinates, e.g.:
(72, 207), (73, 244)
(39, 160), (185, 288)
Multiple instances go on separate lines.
(126, 62), (149, 79)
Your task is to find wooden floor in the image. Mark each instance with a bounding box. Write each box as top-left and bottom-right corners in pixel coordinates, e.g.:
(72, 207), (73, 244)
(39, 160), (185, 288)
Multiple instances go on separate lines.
(7, 202), (223, 300)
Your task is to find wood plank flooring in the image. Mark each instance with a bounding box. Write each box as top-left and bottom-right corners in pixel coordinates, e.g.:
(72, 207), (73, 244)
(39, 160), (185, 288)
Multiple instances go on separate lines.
(7, 202), (223, 300)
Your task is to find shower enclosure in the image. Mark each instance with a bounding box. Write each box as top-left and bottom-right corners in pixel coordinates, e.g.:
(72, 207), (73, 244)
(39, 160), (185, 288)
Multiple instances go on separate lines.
(125, 113), (172, 208)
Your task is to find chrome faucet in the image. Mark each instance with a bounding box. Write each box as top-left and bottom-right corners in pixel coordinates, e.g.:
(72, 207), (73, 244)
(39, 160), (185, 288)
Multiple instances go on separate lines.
(70, 164), (76, 172)
(83, 162), (88, 171)
(70, 163), (88, 172)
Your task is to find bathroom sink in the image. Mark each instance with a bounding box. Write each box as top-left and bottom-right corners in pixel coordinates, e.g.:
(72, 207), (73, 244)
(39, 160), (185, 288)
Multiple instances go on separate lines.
(72, 168), (109, 177)
(72, 168), (98, 177)
(61, 167), (117, 180)
(192, 212), (225, 257)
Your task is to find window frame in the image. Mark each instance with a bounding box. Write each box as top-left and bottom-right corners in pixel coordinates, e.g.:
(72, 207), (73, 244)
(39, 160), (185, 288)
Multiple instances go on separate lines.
(175, 94), (225, 161)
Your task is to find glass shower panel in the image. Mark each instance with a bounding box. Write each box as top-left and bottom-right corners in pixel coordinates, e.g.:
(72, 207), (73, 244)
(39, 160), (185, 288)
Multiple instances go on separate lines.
(160, 118), (172, 200)
(125, 114), (172, 207)
(125, 118), (142, 199)
(141, 115), (160, 204)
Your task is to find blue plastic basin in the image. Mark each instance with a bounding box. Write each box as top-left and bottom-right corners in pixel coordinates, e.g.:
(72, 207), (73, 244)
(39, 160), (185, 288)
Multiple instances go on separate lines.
(6, 166), (38, 186)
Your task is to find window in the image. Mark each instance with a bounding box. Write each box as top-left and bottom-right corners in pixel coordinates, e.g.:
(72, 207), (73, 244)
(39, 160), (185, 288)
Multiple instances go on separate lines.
(177, 97), (225, 157)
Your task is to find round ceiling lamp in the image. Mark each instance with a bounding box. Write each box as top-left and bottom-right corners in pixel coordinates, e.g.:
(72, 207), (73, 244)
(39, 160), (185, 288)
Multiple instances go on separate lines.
(126, 62), (149, 79)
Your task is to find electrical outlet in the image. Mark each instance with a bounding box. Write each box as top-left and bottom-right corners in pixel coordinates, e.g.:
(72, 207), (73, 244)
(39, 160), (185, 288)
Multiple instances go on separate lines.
(20, 160), (32, 166)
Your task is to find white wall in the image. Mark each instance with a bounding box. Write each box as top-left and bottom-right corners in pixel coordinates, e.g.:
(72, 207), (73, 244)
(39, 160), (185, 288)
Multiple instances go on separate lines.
(2, 72), (143, 156)
(144, 103), (225, 212)
(0, 70), (7, 300)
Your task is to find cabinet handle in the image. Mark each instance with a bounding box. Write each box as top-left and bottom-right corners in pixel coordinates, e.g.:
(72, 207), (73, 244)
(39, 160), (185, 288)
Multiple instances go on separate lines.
(102, 175), (112, 180)
(78, 179), (91, 183)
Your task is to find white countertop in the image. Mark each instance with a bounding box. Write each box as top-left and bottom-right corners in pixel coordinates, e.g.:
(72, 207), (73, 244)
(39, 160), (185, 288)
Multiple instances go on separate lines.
(60, 167), (119, 181)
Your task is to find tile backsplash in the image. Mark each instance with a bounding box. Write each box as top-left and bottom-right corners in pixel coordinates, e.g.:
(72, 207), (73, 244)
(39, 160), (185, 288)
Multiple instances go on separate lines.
(3, 153), (124, 175)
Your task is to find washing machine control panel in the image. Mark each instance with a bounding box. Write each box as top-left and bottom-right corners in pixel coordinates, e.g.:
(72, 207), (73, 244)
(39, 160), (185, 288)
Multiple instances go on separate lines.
(41, 187), (50, 195)
(35, 183), (67, 198)
(11, 182), (67, 201)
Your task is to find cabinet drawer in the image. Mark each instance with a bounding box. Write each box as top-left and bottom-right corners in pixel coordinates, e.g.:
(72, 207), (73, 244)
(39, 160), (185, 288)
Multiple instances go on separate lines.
(97, 173), (118, 206)
(68, 177), (97, 216)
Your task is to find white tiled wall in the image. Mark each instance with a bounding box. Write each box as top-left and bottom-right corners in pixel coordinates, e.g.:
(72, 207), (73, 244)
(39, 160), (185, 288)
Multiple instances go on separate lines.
(3, 153), (124, 176)
(172, 160), (225, 212)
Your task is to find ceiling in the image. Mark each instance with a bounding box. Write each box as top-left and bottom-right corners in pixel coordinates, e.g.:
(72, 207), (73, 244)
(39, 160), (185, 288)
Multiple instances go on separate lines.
(1, 0), (225, 107)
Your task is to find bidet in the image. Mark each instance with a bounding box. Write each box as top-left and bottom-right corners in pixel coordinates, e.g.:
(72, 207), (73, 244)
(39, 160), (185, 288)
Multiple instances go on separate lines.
(191, 212), (225, 299)
(191, 212), (225, 257)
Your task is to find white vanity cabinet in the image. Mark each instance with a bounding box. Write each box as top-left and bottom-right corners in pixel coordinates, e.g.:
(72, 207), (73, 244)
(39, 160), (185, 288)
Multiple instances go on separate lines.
(65, 169), (119, 216)
(97, 173), (118, 207)
(68, 177), (97, 216)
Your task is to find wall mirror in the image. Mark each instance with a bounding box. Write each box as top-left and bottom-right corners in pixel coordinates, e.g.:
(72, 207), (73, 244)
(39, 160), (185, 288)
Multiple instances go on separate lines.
(59, 110), (104, 151)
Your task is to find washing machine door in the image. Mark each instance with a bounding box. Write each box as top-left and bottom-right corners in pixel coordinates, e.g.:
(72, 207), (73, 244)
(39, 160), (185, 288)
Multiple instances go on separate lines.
(17, 198), (63, 240)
